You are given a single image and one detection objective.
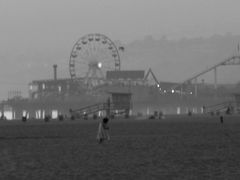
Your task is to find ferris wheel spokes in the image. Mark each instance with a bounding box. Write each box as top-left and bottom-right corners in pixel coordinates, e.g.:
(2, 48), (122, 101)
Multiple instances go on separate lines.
(69, 33), (121, 88)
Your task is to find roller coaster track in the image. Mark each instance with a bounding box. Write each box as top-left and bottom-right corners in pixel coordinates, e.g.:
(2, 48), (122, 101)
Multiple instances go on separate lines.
(205, 101), (239, 114)
(69, 102), (130, 118)
(70, 103), (108, 117)
(171, 55), (240, 90)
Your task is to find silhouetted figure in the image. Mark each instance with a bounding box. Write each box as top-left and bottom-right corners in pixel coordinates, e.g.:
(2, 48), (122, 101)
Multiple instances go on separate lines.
(226, 106), (231, 115)
(0, 114), (6, 120)
(44, 115), (51, 122)
(202, 105), (206, 114)
(58, 114), (64, 121)
(188, 110), (192, 116)
(97, 117), (110, 144)
(159, 111), (163, 119)
(22, 116), (27, 122)
(83, 113), (88, 120)
(220, 115), (223, 124)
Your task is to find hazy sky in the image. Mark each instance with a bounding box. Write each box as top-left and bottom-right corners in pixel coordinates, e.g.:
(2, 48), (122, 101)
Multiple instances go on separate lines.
(0, 0), (240, 99)
(1, 0), (240, 42)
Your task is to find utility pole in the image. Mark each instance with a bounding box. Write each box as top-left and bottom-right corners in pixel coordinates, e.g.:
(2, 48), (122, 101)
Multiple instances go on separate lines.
(214, 67), (217, 90)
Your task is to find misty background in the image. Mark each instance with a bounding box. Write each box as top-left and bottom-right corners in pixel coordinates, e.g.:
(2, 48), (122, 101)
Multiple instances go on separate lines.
(0, 0), (240, 100)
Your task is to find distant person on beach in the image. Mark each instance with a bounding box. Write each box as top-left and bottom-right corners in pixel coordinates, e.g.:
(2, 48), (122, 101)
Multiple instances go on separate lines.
(0, 114), (6, 120)
(202, 105), (206, 114)
(96, 117), (110, 144)
(220, 115), (224, 124)
(226, 106), (231, 115)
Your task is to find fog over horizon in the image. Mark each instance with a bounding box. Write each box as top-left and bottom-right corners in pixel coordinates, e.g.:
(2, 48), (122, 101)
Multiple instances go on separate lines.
(0, 0), (240, 100)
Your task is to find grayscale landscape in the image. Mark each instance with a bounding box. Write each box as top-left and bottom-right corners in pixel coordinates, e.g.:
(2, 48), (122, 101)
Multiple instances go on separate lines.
(0, 0), (240, 179)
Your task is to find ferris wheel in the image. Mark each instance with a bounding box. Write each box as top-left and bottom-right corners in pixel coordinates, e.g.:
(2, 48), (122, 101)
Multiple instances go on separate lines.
(69, 33), (121, 87)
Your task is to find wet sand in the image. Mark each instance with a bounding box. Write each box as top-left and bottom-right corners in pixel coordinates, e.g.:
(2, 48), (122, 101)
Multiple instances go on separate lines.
(0, 115), (240, 179)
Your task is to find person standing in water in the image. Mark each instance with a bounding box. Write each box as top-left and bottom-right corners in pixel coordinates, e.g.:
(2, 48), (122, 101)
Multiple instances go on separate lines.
(97, 117), (110, 143)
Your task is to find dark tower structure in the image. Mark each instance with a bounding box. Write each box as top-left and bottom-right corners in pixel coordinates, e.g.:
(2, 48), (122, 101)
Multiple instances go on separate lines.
(53, 64), (57, 81)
